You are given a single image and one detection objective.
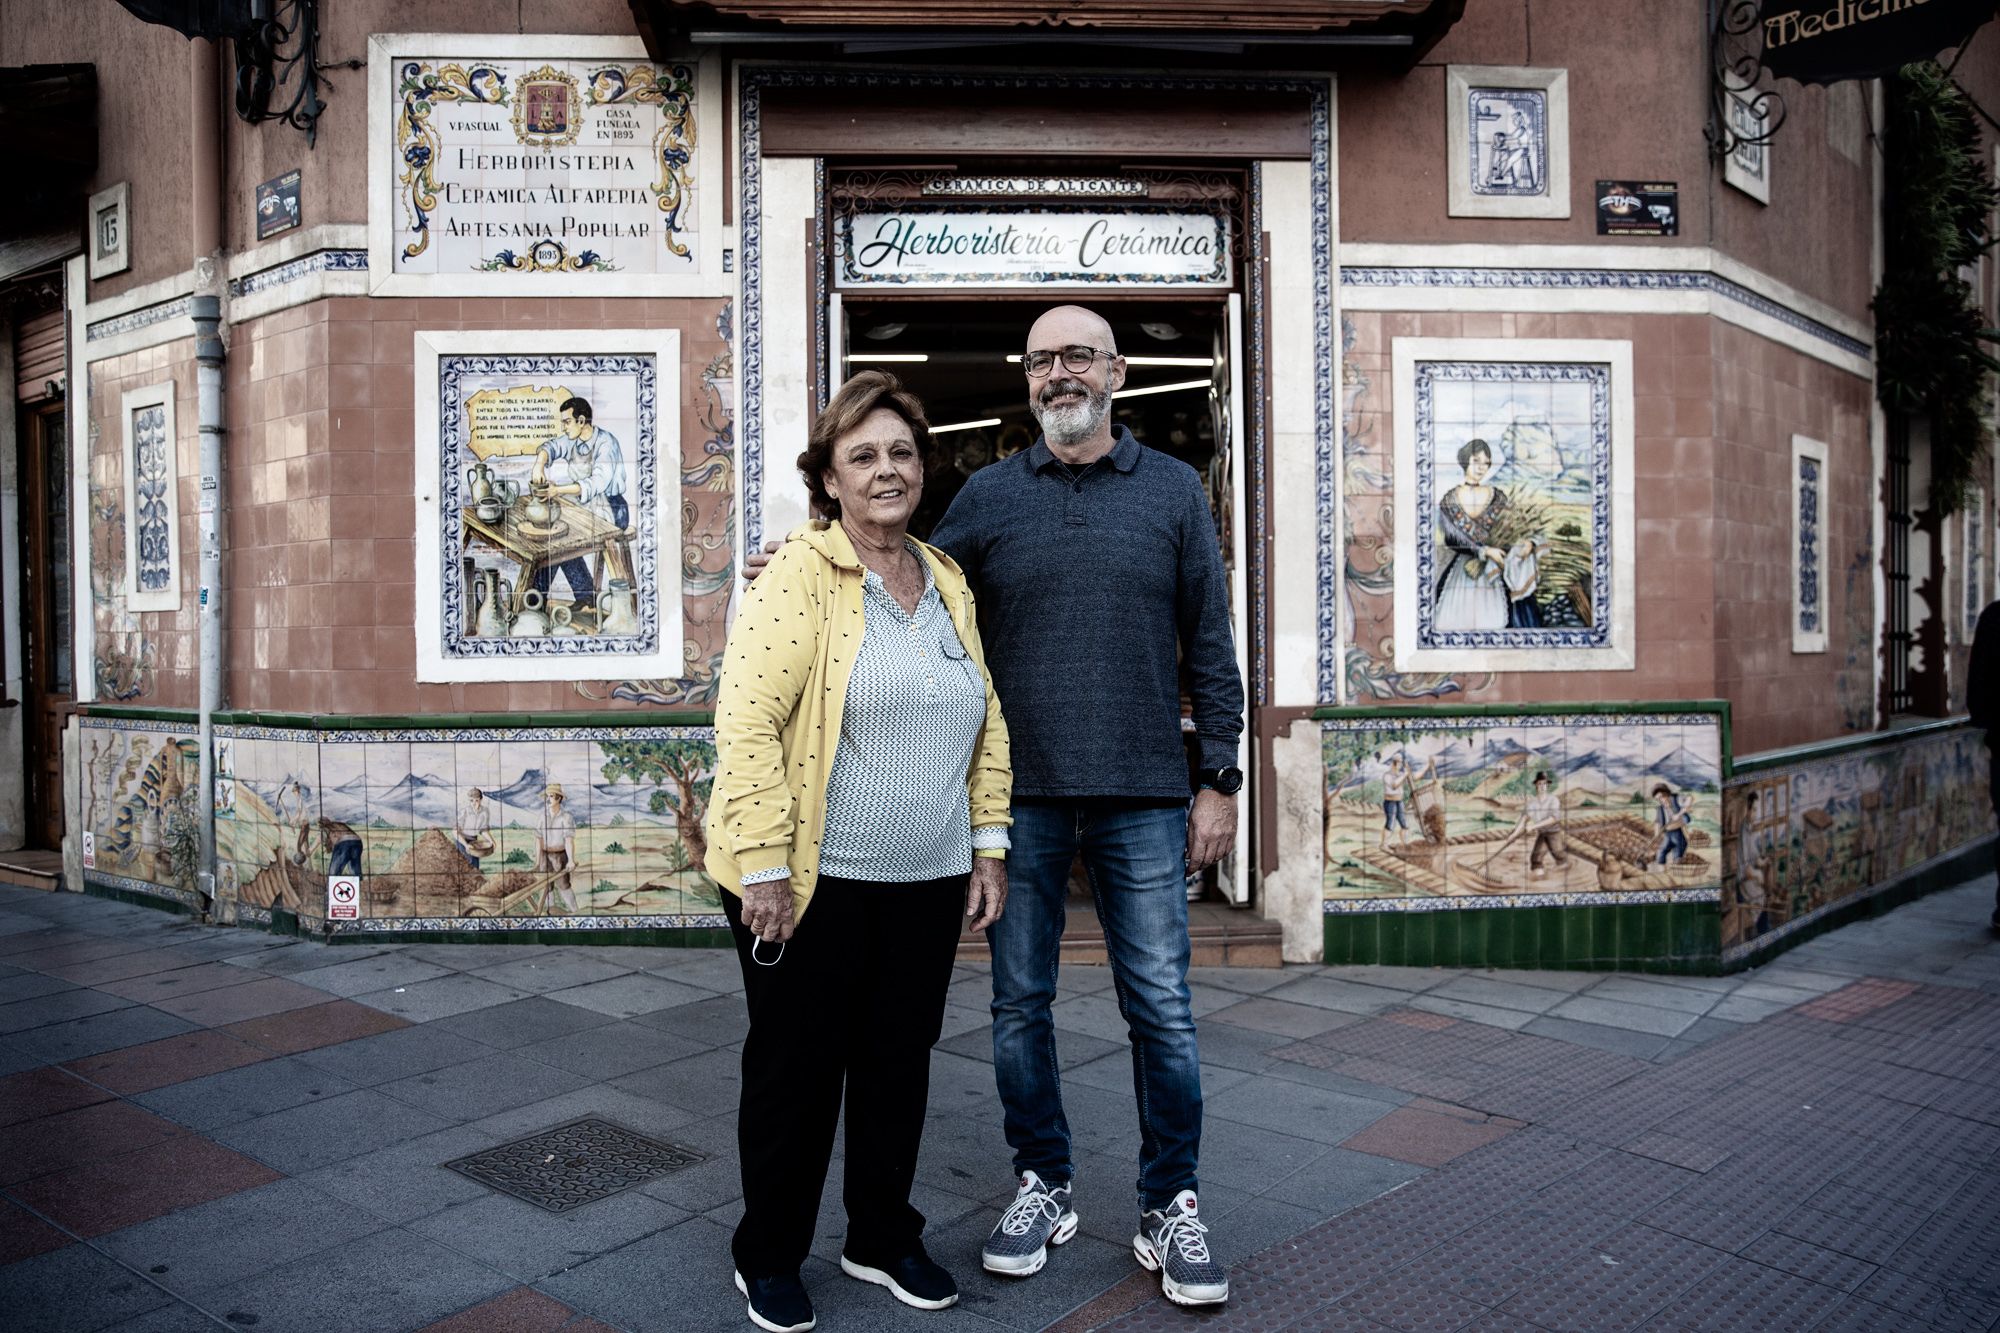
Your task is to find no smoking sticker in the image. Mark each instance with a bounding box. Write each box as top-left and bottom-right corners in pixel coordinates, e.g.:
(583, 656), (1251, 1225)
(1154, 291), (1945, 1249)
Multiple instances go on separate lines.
(328, 875), (360, 920)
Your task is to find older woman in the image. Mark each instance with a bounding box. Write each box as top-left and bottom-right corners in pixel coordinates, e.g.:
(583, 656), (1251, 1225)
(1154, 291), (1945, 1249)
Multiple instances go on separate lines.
(705, 371), (1012, 1333)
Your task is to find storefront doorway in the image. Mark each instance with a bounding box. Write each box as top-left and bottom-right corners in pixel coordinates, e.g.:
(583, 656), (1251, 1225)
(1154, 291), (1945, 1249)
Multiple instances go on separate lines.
(827, 293), (1253, 906)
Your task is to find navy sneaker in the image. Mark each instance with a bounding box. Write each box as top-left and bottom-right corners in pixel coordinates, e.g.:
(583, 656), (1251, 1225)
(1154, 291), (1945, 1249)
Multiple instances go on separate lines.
(981, 1170), (1078, 1276)
(839, 1246), (959, 1311)
(1134, 1190), (1229, 1306)
(733, 1270), (815, 1332)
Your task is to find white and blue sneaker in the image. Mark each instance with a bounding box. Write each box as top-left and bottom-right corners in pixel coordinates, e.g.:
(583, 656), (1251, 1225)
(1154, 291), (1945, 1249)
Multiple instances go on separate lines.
(980, 1170), (1079, 1276)
(1133, 1190), (1229, 1306)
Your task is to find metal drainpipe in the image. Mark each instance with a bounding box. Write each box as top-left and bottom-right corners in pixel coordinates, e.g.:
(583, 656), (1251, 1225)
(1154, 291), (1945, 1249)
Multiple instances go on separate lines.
(190, 38), (230, 923)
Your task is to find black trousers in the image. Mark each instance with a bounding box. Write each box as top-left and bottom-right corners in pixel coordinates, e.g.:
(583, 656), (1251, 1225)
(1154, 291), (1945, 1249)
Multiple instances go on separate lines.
(724, 873), (967, 1278)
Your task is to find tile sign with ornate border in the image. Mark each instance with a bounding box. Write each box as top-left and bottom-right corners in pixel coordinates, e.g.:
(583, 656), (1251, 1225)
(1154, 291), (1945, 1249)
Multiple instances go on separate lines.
(832, 203), (1233, 289)
(1392, 338), (1635, 674)
(1446, 66), (1570, 220)
(1793, 434), (1829, 654)
(413, 329), (683, 683)
(366, 36), (726, 297)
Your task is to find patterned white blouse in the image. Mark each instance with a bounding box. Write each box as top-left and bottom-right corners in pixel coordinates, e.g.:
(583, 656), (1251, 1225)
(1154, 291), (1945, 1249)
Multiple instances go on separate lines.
(740, 548), (1010, 886)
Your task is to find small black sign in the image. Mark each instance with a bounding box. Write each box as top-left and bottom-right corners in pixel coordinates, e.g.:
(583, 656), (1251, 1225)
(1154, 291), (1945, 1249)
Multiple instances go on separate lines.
(255, 169), (302, 240)
(1596, 181), (1678, 237)
(1760, 0), (1994, 86)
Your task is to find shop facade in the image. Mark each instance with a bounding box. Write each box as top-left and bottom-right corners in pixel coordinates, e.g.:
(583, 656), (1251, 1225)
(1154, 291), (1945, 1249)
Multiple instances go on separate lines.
(2, 0), (1994, 970)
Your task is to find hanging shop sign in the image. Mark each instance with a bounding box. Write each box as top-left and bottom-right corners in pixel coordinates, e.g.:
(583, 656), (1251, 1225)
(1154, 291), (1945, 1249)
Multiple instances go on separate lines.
(1595, 181), (1679, 236)
(1759, 0), (1996, 84)
(834, 205), (1232, 289)
(367, 38), (724, 297)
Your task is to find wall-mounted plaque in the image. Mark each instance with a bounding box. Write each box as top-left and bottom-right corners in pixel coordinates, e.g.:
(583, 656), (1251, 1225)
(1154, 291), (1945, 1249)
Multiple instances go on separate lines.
(367, 37), (725, 297)
(88, 181), (130, 279)
(1595, 181), (1679, 237)
(255, 169), (303, 239)
(833, 204), (1232, 289)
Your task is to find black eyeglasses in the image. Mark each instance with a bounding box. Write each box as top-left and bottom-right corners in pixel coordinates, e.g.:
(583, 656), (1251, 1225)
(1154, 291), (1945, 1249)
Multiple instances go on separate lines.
(1022, 346), (1114, 378)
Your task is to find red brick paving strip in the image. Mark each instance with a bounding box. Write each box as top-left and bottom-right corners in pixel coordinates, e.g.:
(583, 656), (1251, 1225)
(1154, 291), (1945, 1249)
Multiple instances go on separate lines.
(0, 1067), (111, 1127)
(61, 1028), (273, 1095)
(1338, 1100), (1523, 1169)
(6, 1132), (281, 1237)
(0, 1099), (190, 1185)
(0, 1199), (70, 1265)
(413, 1286), (617, 1333)
(219, 998), (410, 1054)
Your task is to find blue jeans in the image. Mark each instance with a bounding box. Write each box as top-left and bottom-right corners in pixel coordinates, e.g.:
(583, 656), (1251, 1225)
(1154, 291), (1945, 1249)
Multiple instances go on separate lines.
(989, 802), (1200, 1213)
(328, 838), (363, 877)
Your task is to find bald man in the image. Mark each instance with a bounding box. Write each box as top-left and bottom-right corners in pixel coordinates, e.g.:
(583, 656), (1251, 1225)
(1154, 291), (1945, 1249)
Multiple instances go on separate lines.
(744, 305), (1241, 1306)
(938, 305), (1240, 1306)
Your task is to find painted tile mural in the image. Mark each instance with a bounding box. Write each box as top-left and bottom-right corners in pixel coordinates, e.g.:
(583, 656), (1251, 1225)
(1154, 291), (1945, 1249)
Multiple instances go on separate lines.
(1468, 87), (1548, 198)
(1412, 363), (1609, 652)
(79, 718), (204, 909)
(1720, 727), (1991, 960)
(1322, 713), (1723, 911)
(82, 717), (723, 932)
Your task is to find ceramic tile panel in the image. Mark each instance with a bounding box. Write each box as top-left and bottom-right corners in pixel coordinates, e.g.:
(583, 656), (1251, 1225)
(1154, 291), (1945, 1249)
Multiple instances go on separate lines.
(1721, 726), (1991, 961)
(79, 718), (722, 934)
(1322, 710), (1726, 917)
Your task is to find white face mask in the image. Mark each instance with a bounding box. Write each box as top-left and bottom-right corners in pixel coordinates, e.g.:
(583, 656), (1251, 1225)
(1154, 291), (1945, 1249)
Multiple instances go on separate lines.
(751, 938), (785, 967)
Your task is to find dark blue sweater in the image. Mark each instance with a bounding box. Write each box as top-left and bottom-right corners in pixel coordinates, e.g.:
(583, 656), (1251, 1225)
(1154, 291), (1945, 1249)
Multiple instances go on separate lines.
(929, 426), (1245, 799)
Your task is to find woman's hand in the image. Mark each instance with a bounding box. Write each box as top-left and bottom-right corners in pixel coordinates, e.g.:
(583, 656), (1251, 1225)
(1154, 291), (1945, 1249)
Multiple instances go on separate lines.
(965, 858), (1007, 933)
(741, 878), (796, 943)
(1480, 546), (1506, 565)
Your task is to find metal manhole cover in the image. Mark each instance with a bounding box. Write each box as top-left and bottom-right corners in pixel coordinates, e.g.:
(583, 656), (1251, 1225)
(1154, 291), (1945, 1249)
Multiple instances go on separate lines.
(444, 1117), (706, 1213)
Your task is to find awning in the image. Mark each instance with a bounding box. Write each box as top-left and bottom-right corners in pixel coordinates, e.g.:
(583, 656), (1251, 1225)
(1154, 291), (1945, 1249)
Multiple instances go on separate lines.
(634, 0), (1463, 62)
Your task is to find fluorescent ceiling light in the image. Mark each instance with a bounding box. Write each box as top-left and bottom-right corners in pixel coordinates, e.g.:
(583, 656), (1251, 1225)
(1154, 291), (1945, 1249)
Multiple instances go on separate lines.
(846, 353), (929, 362)
(1113, 378), (1211, 400)
(1004, 354), (1213, 367)
(931, 417), (1002, 434)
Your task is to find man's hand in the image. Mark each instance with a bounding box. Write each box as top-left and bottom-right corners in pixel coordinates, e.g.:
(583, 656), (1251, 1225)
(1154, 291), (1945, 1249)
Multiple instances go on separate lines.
(1187, 789), (1237, 873)
(966, 858), (1007, 933)
(743, 538), (783, 584)
(740, 878), (795, 943)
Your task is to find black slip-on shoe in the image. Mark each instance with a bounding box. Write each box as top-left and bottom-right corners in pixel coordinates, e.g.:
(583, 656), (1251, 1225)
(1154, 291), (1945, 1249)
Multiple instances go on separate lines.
(733, 1270), (815, 1332)
(839, 1247), (960, 1311)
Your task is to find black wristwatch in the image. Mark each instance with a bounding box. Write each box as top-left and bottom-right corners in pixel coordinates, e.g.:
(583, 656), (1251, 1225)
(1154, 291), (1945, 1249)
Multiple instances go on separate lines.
(1197, 766), (1244, 796)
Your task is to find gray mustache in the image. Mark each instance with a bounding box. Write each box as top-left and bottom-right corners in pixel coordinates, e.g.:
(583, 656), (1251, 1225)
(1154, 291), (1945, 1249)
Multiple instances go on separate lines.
(1039, 379), (1090, 407)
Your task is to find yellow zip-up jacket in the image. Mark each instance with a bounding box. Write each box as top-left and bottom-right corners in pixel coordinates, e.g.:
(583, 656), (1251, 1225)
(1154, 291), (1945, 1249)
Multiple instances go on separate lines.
(704, 520), (1012, 922)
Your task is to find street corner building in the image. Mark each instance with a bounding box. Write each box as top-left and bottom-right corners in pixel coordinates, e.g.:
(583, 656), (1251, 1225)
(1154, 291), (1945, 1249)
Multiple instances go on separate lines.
(1, 0), (1997, 974)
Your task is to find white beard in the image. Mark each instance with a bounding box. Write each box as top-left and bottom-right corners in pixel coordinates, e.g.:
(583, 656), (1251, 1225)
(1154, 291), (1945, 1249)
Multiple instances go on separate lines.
(1034, 380), (1112, 447)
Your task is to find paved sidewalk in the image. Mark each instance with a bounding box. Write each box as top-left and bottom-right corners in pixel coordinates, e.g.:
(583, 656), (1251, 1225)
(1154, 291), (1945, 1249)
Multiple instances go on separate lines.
(0, 878), (1994, 1332)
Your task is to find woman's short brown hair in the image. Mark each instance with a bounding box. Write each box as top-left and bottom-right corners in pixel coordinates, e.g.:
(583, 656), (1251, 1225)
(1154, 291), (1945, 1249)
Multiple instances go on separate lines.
(796, 371), (935, 520)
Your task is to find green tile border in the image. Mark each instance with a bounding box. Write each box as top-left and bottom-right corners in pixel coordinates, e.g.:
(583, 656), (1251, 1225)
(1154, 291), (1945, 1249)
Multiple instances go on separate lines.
(79, 880), (201, 919)
(1323, 901), (1723, 974)
(78, 705), (717, 729)
(1727, 715), (1971, 778)
(320, 926), (736, 948)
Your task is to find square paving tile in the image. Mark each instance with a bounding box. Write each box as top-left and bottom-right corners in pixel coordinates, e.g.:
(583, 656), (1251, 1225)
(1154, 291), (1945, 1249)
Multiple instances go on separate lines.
(379, 1051), (594, 1123)
(545, 973), (712, 1019)
(413, 1286), (585, 1333)
(293, 1022), (498, 1087)
(212, 1088), (455, 1175)
(0, 1065), (113, 1126)
(299, 1125), (509, 1224)
(133, 1054), (361, 1132)
(354, 974), (532, 1023)
(218, 998), (411, 1055)
(430, 996), (617, 1050)
(0, 1243), (175, 1333)
(7, 1006), (199, 1067)
(1205, 1074), (1402, 1146)
(1547, 995), (1701, 1038)
(411, 1188), (689, 1280)
(96, 962), (266, 1004)
(98, 1176), (386, 1296)
(627, 993), (749, 1047)
(513, 1020), (709, 1082)
(7, 1133), (283, 1238)
(189, 1225), (511, 1333)
(468, 954), (637, 995)
(286, 953), (454, 998)
(0, 987), (135, 1034)
(0, 1098), (191, 1186)
(1339, 1102), (1521, 1168)
(1206, 996), (1364, 1040)
(38, 949), (220, 988)
(607, 1048), (745, 1120)
(149, 976), (335, 1027)
(0, 1199), (71, 1266)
